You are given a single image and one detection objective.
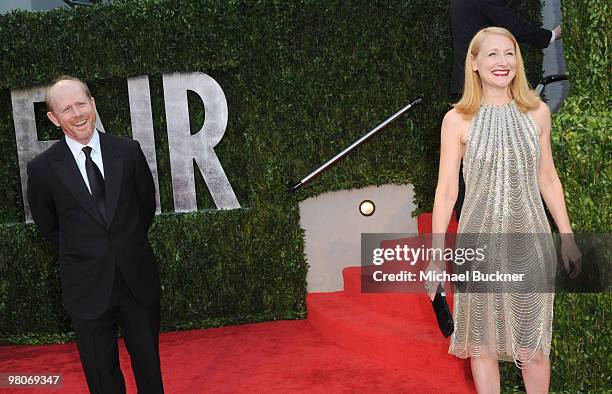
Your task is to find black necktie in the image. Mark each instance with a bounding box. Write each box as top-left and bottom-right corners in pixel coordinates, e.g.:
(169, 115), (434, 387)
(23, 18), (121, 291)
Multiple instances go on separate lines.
(82, 146), (107, 223)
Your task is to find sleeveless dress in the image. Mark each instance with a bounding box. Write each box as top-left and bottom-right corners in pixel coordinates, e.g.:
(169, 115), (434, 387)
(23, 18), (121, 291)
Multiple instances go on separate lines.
(448, 101), (556, 368)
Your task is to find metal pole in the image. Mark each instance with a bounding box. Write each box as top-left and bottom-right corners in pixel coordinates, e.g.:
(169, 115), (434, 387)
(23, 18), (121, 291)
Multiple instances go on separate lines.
(288, 97), (422, 193)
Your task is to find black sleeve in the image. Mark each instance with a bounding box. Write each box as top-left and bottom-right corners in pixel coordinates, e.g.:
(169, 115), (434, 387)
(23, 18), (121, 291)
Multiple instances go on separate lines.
(481, 0), (552, 48)
(27, 162), (59, 250)
(133, 141), (156, 231)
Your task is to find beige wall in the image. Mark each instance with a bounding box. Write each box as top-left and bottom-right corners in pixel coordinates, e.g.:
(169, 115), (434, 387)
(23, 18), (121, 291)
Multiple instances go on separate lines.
(299, 184), (417, 292)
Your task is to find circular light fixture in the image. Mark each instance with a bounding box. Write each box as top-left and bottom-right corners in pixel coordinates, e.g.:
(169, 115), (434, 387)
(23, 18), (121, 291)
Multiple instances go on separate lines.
(359, 200), (375, 216)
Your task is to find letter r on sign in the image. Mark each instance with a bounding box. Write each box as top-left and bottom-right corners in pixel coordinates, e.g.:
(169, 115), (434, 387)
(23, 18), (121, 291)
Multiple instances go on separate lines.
(163, 72), (240, 211)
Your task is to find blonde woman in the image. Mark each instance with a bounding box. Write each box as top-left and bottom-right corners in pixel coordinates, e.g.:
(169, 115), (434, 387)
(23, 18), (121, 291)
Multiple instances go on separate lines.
(429, 27), (581, 393)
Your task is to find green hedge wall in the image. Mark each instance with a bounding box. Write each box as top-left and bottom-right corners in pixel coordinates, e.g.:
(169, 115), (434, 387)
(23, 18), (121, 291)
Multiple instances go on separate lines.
(534, 0), (611, 391)
(0, 0), (544, 340)
(4, 0), (609, 391)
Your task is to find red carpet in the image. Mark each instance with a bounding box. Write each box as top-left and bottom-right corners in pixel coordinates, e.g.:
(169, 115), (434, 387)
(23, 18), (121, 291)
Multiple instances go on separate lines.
(1, 319), (471, 393)
(1, 213), (474, 393)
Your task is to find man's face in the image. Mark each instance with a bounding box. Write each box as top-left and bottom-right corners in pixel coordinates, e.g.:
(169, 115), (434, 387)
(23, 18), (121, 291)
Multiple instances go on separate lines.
(471, 34), (517, 90)
(46, 80), (97, 145)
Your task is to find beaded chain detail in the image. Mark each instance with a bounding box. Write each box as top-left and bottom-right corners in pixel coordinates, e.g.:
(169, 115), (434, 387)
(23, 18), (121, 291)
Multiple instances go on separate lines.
(448, 101), (556, 368)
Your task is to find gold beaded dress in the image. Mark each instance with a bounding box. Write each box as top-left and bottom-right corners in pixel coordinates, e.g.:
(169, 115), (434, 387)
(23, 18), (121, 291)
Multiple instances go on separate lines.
(448, 101), (556, 367)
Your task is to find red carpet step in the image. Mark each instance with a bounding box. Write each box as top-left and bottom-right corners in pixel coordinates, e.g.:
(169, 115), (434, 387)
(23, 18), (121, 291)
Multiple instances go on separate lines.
(342, 265), (454, 322)
(307, 269), (474, 393)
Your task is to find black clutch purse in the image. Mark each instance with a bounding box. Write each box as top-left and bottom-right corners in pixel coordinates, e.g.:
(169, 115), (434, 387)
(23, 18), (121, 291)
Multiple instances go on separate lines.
(431, 284), (454, 338)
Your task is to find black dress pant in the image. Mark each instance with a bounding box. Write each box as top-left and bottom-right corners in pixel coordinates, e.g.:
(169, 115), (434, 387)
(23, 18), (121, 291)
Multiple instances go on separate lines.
(71, 265), (163, 394)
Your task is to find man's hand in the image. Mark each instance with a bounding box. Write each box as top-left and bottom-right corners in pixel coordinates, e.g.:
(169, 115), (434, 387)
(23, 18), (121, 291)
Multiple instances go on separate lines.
(553, 25), (562, 41)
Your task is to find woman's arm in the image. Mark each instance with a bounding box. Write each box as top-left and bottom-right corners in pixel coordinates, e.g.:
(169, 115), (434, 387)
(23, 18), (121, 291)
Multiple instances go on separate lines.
(426, 109), (465, 298)
(535, 102), (572, 233)
(432, 109), (464, 234)
(533, 102), (582, 277)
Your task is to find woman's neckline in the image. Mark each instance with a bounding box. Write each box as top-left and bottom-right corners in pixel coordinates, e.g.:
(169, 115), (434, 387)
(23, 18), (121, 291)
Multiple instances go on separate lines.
(480, 99), (515, 109)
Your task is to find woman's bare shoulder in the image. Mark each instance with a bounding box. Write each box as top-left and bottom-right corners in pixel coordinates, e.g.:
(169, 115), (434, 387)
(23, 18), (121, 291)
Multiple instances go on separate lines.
(528, 100), (550, 118)
(528, 100), (551, 133)
(443, 108), (472, 125)
(442, 108), (472, 140)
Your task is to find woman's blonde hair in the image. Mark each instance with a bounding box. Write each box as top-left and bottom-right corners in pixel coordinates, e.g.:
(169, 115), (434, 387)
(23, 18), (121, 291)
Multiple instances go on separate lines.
(454, 27), (540, 115)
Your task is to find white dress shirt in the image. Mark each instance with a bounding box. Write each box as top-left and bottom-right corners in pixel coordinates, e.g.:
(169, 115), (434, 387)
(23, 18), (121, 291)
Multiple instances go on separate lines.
(65, 130), (105, 194)
(549, 30), (556, 44)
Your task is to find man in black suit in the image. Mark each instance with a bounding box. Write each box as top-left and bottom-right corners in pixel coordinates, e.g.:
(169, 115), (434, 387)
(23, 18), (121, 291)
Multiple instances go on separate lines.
(450, 0), (561, 95)
(27, 76), (163, 393)
(449, 0), (561, 220)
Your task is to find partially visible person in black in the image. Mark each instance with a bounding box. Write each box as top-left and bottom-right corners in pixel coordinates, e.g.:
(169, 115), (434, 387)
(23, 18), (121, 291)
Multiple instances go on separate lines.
(449, 0), (561, 220)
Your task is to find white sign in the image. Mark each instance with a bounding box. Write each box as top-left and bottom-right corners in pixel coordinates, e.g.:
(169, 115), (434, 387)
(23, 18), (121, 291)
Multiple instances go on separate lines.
(12, 72), (240, 222)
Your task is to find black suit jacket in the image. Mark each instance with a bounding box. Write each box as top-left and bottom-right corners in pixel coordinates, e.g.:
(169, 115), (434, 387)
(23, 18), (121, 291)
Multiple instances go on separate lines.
(450, 0), (553, 94)
(27, 132), (160, 319)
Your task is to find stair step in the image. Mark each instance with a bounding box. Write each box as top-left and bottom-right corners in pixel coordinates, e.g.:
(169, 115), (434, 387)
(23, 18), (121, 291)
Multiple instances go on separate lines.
(418, 212), (459, 234)
(307, 292), (474, 392)
(342, 265), (455, 322)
